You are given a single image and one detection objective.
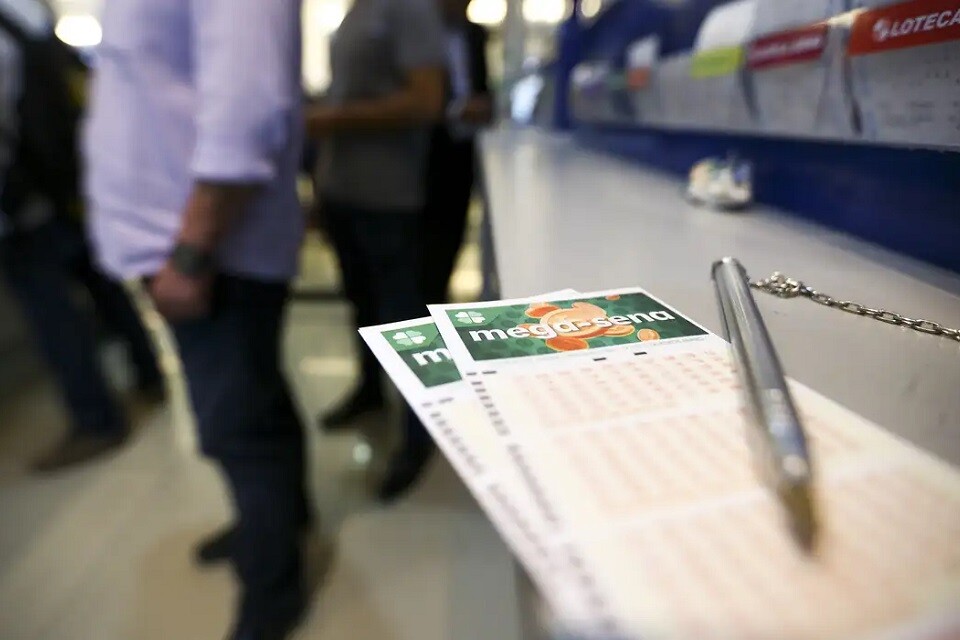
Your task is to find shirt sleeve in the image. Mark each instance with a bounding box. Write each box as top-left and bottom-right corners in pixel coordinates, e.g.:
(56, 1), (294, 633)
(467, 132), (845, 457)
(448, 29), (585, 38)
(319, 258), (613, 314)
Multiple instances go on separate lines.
(189, 0), (300, 183)
(390, 0), (446, 72)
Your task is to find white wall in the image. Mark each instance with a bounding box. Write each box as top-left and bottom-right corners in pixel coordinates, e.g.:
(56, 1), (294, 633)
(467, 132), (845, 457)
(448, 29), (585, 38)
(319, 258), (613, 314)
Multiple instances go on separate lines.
(302, 0), (349, 93)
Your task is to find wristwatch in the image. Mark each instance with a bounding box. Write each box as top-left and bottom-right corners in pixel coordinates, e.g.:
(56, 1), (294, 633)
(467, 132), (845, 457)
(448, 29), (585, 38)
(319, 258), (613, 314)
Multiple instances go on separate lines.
(170, 242), (214, 277)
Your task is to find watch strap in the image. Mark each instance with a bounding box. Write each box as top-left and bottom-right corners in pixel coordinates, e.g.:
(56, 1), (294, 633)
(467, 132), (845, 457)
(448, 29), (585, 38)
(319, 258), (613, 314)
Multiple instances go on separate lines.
(170, 243), (214, 277)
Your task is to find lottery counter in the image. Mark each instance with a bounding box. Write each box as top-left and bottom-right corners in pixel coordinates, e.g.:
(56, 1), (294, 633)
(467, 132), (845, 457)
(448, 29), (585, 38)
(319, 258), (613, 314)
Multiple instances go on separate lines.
(476, 128), (960, 639)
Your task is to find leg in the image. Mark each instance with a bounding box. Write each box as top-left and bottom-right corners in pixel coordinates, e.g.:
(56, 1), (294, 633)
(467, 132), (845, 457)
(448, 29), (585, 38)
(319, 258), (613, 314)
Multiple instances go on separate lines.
(326, 200), (381, 397)
(172, 276), (307, 636)
(353, 210), (426, 325)
(0, 226), (128, 471)
(72, 241), (162, 391)
(350, 210), (435, 501)
(319, 201), (385, 429)
(422, 134), (475, 304)
(196, 375), (310, 566)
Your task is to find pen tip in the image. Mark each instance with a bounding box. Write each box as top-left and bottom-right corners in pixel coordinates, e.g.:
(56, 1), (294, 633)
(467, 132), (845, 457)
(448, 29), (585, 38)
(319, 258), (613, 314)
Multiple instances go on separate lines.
(794, 517), (818, 554)
(781, 483), (819, 554)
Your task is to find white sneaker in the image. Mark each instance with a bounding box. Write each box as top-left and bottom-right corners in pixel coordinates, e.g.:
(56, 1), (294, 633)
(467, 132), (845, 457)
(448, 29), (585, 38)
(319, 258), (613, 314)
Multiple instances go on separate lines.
(686, 157), (753, 210)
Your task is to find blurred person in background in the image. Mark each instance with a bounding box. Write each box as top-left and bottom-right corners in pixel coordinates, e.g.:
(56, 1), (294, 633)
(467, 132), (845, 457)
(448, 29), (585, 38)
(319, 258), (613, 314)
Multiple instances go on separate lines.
(0, 0), (161, 472)
(422, 0), (494, 305)
(83, 0), (309, 638)
(307, 0), (446, 500)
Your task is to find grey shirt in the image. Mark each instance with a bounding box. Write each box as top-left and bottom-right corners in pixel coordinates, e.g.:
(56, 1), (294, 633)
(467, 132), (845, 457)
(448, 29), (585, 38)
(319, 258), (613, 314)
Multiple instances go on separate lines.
(321, 0), (445, 212)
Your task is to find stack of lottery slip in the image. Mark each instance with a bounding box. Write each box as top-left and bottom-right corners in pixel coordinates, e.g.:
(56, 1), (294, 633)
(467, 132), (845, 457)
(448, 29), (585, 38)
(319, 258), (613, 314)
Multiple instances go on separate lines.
(362, 288), (960, 640)
(360, 290), (597, 629)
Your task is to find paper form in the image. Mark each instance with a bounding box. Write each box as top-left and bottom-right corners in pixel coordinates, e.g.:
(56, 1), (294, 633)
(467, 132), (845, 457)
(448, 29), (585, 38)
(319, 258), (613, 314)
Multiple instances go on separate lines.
(428, 289), (722, 632)
(695, 0), (759, 51)
(430, 289), (715, 371)
(555, 375), (960, 640)
(748, 23), (858, 138)
(685, 0), (758, 130)
(358, 292), (599, 625)
(359, 318), (593, 625)
(626, 36), (661, 125)
(655, 54), (699, 128)
(429, 289), (960, 640)
(747, 0), (858, 138)
(592, 460), (960, 640)
(571, 61), (620, 124)
(848, 0), (960, 148)
(752, 0), (848, 35)
(684, 61), (754, 133)
(626, 37), (659, 78)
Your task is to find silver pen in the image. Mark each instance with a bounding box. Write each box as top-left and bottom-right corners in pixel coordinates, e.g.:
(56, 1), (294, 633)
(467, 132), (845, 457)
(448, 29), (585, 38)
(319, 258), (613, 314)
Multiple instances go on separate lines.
(712, 257), (819, 551)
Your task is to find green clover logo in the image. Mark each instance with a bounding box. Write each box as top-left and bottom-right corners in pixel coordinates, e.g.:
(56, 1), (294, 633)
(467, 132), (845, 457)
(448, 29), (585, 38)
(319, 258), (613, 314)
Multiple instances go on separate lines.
(455, 311), (485, 325)
(392, 330), (426, 347)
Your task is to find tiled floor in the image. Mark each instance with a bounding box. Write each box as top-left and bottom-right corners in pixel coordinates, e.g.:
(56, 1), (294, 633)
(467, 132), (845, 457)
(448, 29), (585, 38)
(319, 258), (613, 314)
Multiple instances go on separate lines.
(0, 227), (522, 639)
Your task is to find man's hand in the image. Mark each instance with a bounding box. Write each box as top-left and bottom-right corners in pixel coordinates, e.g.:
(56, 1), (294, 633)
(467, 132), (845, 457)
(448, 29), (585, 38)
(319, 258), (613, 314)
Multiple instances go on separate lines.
(149, 263), (213, 321)
(152, 181), (256, 321)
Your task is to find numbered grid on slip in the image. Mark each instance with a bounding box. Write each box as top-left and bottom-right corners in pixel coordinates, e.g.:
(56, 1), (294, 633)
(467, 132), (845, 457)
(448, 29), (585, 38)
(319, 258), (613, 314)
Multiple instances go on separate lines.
(481, 348), (741, 430)
(544, 402), (869, 521)
(608, 465), (960, 640)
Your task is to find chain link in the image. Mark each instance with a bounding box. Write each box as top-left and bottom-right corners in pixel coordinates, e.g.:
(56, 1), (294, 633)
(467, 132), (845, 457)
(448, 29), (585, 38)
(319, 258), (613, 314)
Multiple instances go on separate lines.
(749, 272), (960, 342)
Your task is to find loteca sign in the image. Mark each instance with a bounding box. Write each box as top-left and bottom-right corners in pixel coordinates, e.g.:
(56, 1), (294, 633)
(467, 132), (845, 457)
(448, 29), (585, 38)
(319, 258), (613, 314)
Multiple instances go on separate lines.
(850, 0), (960, 55)
(872, 9), (960, 41)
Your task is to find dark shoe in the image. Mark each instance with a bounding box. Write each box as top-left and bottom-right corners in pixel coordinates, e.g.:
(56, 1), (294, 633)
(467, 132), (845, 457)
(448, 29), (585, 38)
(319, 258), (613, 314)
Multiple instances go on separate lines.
(318, 388), (384, 432)
(194, 524), (236, 567)
(226, 588), (306, 640)
(226, 616), (299, 640)
(32, 431), (128, 473)
(377, 441), (435, 503)
(197, 518), (315, 567)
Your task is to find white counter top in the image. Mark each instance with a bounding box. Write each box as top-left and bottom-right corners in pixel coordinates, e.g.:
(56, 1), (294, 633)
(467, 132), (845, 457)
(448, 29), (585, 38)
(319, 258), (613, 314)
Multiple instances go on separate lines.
(480, 128), (960, 466)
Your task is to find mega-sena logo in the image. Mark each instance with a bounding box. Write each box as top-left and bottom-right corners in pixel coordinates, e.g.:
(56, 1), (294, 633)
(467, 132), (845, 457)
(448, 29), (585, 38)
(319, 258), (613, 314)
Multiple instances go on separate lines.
(466, 301), (678, 346)
(455, 311), (486, 325)
(391, 329), (453, 366)
(871, 8), (960, 43)
(391, 330), (426, 347)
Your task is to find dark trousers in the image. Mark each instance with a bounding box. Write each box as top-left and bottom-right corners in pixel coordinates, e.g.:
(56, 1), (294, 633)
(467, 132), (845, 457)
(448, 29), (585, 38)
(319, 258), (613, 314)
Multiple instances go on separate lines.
(70, 234), (161, 389)
(0, 221), (127, 435)
(325, 198), (425, 396)
(324, 199), (431, 448)
(422, 130), (476, 304)
(171, 275), (308, 627)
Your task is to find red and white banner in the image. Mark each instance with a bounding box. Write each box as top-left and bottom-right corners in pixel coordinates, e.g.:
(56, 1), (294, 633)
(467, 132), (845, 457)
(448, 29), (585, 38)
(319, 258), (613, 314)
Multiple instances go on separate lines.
(849, 0), (960, 56)
(746, 23), (829, 70)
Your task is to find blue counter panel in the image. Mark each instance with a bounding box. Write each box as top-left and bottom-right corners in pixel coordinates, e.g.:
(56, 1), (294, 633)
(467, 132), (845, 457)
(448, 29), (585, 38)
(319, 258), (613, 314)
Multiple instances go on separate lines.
(576, 126), (960, 273)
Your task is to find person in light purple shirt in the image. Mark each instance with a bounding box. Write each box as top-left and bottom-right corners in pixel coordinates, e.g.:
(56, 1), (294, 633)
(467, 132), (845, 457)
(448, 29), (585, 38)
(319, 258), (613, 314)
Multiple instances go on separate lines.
(84, 1), (309, 638)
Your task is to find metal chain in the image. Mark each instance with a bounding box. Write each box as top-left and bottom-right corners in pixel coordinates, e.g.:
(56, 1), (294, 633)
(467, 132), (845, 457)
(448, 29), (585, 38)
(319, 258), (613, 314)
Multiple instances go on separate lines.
(749, 272), (960, 342)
